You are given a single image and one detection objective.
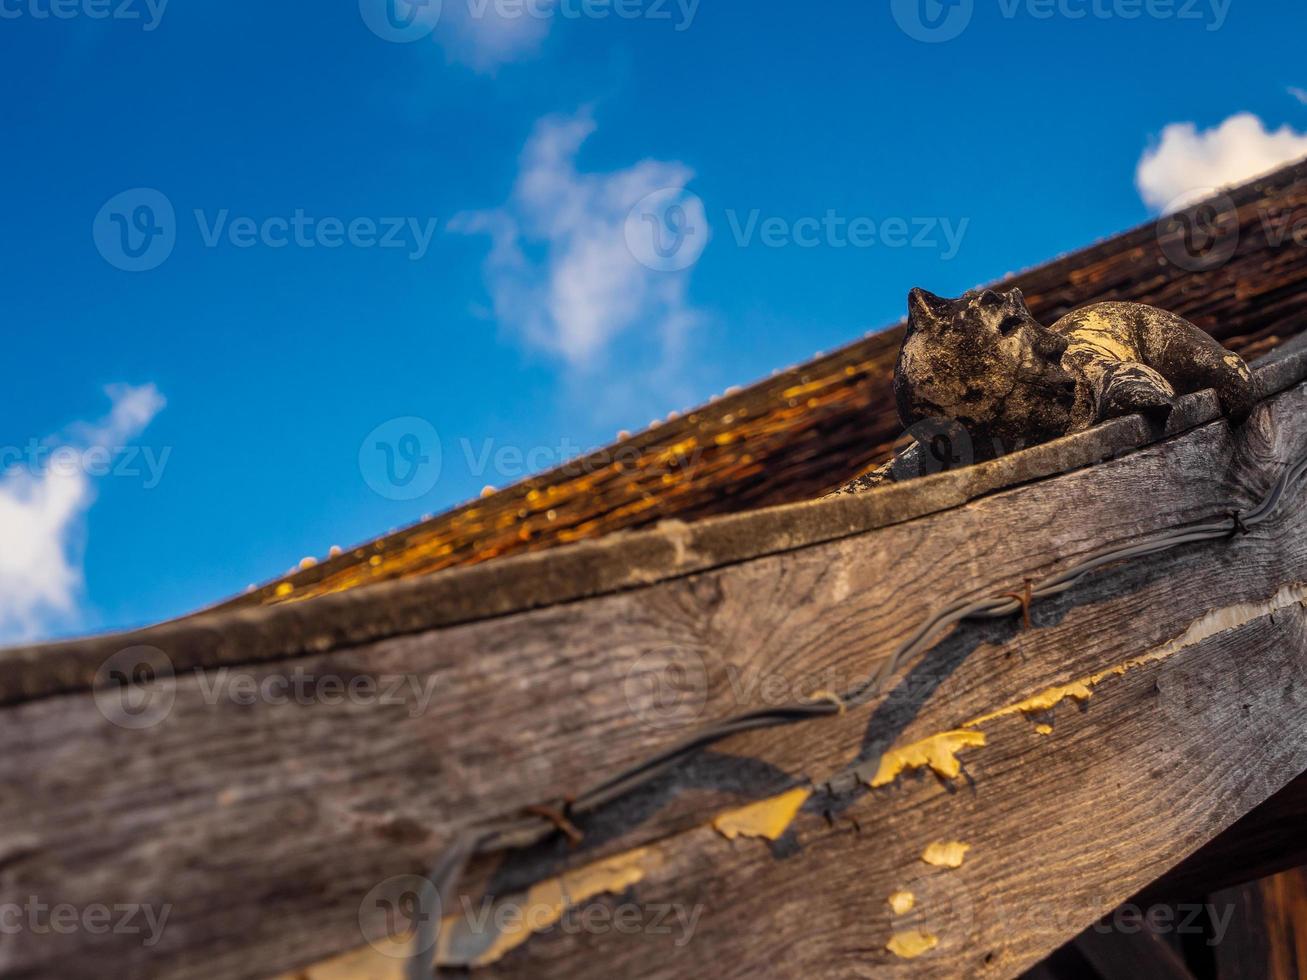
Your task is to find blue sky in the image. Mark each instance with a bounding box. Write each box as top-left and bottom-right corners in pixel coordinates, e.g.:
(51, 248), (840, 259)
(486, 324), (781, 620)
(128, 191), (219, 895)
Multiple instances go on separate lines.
(3, 0), (1306, 642)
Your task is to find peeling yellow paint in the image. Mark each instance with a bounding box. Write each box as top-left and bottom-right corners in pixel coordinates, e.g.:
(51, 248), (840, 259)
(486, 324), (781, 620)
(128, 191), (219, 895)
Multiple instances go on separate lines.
(888, 890), (916, 915)
(868, 730), (986, 788)
(279, 585), (1307, 978)
(965, 582), (1307, 730)
(887, 930), (939, 959)
(921, 841), (970, 868)
(272, 940), (406, 980)
(278, 849), (660, 976)
(712, 787), (811, 841)
(441, 848), (658, 968)
(965, 681), (1092, 726)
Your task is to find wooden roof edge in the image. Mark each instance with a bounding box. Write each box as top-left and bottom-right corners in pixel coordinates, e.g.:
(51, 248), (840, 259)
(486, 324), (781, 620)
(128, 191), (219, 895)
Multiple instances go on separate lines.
(213, 160), (1307, 613)
(5, 335), (1306, 707)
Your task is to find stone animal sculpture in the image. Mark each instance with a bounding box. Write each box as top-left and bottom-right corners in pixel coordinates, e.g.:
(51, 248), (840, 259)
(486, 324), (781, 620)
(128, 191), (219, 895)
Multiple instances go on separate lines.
(833, 287), (1258, 493)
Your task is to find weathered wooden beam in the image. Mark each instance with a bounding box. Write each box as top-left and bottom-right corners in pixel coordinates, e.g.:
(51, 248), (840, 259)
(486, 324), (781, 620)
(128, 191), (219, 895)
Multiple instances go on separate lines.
(3, 349), (1307, 978)
(6, 336), (1306, 707)
(215, 161), (1307, 613)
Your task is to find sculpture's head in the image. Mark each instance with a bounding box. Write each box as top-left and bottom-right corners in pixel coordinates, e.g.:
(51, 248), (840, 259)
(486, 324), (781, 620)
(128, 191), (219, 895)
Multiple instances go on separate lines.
(895, 287), (1076, 451)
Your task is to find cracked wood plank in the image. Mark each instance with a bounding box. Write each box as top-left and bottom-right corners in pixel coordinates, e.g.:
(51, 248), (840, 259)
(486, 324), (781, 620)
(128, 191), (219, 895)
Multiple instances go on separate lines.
(4, 371), (1307, 978)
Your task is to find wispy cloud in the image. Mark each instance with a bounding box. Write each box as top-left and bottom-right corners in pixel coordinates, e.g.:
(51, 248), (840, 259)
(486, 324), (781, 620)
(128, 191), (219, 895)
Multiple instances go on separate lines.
(452, 110), (707, 373)
(0, 384), (165, 643)
(436, 0), (553, 72)
(1136, 112), (1307, 212)
(1290, 87), (1307, 106)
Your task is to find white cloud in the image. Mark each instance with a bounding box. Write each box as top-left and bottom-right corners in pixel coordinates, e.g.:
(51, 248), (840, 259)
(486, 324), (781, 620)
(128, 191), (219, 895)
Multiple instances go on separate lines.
(437, 0), (553, 72)
(452, 110), (707, 369)
(1290, 87), (1307, 106)
(0, 384), (165, 643)
(1136, 112), (1307, 213)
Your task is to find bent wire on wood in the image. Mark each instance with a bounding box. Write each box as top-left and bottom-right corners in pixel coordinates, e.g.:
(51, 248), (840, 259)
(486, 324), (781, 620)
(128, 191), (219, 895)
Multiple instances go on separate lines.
(407, 438), (1307, 977)
(6, 345), (1307, 980)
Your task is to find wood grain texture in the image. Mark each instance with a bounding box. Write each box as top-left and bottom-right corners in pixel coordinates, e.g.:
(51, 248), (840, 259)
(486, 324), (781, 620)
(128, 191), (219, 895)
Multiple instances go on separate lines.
(211, 161), (1307, 613)
(5, 378), (1307, 978)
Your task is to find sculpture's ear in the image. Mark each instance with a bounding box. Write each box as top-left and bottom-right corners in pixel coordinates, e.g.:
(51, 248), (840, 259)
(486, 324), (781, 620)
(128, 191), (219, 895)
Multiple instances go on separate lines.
(907, 288), (951, 328)
(1007, 286), (1028, 310)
